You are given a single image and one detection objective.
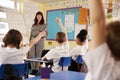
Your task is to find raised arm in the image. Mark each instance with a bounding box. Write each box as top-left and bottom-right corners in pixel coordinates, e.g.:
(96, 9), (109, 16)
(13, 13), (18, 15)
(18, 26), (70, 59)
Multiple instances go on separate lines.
(29, 30), (46, 48)
(86, 16), (89, 31)
(56, 17), (68, 41)
(89, 0), (106, 49)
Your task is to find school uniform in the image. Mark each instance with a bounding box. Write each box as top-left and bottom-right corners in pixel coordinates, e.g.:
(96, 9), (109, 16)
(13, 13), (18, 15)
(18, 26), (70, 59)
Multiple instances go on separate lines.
(70, 45), (87, 60)
(69, 41), (88, 71)
(44, 42), (69, 72)
(70, 40), (88, 60)
(84, 43), (120, 80)
(0, 46), (30, 66)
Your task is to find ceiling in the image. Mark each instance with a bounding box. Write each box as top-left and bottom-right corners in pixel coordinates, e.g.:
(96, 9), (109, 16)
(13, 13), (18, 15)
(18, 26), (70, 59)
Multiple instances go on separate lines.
(32, 0), (69, 3)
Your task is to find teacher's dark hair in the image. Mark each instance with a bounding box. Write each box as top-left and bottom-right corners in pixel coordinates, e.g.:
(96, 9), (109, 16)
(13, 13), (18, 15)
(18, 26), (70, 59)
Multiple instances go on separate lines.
(34, 11), (45, 25)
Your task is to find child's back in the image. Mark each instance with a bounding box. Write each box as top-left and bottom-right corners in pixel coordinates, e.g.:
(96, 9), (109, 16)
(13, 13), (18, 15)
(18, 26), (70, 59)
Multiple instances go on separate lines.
(42, 18), (70, 72)
(84, 0), (120, 80)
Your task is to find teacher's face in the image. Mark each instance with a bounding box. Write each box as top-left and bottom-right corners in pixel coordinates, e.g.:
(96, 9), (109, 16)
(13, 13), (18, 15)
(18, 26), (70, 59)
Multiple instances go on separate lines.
(37, 14), (42, 21)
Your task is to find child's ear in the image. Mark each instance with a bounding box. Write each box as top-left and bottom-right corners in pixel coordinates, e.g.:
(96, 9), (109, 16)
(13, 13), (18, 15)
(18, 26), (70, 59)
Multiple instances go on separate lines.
(55, 38), (58, 42)
(64, 37), (67, 42)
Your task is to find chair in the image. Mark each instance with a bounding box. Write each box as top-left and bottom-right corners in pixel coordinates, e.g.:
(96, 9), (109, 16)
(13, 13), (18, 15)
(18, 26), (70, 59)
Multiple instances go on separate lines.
(0, 62), (29, 79)
(75, 55), (84, 71)
(0, 65), (5, 79)
(58, 57), (72, 71)
(12, 62), (29, 79)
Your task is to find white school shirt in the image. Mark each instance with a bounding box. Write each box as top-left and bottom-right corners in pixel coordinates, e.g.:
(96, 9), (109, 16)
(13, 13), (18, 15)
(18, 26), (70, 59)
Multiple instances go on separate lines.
(70, 40), (88, 60)
(84, 43), (120, 80)
(45, 42), (70, 72)
(0, 46), (30, 66)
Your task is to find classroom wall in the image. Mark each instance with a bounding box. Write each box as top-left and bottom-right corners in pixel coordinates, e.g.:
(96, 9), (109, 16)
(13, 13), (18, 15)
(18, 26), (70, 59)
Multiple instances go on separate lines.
(13, 0), (89, 49)
(43, 0), (119, 50)
(43, 0), (88, 50)
(35, 0), (116, 50)
(12, 0), (120, 49)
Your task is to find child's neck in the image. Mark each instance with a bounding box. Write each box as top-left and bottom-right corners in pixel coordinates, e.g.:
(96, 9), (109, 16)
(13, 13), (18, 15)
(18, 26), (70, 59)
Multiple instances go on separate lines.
(57, 43), (64, 46)
(7, 44), (16, 48)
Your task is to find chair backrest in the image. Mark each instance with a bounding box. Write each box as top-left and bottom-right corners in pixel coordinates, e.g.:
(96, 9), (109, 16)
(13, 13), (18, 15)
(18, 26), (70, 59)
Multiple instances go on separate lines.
(0, 65), (5, 79)
(0, 62), (29, 79)
(75, 55), (84, 64)
(58, 57), (72, 67)
(12, 62), (29, 78)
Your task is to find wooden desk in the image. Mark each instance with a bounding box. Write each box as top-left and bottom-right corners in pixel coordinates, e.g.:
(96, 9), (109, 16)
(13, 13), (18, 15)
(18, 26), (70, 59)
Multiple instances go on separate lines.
(25, 71), (86, 80)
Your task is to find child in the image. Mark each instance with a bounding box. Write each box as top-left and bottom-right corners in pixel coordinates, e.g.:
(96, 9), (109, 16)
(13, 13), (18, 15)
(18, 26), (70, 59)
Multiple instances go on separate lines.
(69, 29), (88, 72)
(70, 29), (88, 59)
(42, 17), (69, 72)
(70, 17), (89, 58)
(0, 29), (46, 66)
(84, 0), (120, 80)
(68, 17), (89, 72)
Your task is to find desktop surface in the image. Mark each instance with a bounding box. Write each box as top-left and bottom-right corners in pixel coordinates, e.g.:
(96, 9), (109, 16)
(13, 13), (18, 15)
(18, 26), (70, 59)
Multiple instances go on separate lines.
(25, 71), (86, 80)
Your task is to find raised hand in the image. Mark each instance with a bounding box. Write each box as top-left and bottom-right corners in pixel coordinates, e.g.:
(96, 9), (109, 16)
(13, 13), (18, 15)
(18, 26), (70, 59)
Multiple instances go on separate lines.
(56, 17), (61, 23)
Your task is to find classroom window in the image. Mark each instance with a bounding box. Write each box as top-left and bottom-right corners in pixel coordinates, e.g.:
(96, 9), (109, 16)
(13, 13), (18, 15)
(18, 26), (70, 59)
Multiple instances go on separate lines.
(0, 36), (3, 46)
(0, 11), (7, 19)
(0, 0), (20, 10)
(16, 2), (20, 10)
(0, 22), (9, 35)
(0, 0), (15, 9)
(0, 22), (9, 45)
(0, 11), (8, 36)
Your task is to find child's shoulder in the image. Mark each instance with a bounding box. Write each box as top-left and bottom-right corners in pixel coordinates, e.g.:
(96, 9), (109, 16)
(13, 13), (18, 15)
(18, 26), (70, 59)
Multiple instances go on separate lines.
(84, 43), (109, 64)
(89, 43), (108, 55)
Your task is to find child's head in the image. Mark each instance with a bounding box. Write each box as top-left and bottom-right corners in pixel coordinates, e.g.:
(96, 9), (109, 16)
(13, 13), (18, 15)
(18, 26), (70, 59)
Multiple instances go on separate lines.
(76, 29), (87, 45)
(56, 32), (66, 44)
(3, 29), (22, 49)
(106, 21), (120, 60)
